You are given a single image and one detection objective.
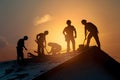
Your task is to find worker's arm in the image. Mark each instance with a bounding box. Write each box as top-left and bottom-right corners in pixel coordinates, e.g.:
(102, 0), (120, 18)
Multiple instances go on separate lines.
(35, 34), (40, 43)
(36, 34), (39, 41)
(85, 27), (87, 40)
(44, 38), (47, 48)
(63, 28), (66, 36)
(74, 27), (77, 38)
(23, 42), (27, 51)
(24, 46), (27, 51)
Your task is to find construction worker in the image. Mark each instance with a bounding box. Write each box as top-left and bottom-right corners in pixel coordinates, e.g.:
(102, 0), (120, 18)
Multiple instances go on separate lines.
(48, 42), (61, 55)
(16, 36), (28, 64)
(63, 20), (77, 53)
(81, 19), (101, 48)
(35, 31), (49, 56)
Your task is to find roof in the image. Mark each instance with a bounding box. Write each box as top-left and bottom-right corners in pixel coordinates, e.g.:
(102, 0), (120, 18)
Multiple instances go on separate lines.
(33, 46), (120, 80)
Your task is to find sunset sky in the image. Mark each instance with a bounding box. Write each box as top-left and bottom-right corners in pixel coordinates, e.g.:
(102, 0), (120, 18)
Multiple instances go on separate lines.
(0, 0), (120, 62)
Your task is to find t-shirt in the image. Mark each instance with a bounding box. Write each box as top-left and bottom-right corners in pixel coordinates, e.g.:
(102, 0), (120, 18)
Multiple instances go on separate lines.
(85, 22), (98, 33)
(17, 39), (24, 48)
(37, 33), (45, 42)
(63, 25), (76, 38)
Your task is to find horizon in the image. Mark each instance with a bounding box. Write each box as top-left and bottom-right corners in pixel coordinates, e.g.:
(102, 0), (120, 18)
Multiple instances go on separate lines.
(0, 0), (120, 62)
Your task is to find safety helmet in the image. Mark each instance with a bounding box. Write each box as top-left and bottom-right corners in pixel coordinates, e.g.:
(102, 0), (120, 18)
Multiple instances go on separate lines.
(81, 19), (87, 24)
(66, 20), (71, 25)
(44, 31), (49, 35)
(24, 36), (28, 40)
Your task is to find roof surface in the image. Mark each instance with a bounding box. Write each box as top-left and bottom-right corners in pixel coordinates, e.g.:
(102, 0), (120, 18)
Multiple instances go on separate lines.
(33, 46), (120, 80)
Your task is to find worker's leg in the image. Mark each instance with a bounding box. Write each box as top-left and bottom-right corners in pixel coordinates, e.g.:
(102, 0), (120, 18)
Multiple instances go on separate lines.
(86, 33), (92, 47)
(71, 38), (75, 52)
(67, 40), (70, 53)
(93, 34), (101, 49)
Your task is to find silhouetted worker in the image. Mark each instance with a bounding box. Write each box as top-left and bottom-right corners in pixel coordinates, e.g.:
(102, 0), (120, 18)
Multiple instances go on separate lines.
(16, 36), (28, 64)
(48, 42), (62, 55)
(81, 19), (101, 48)
(63, 20), (77, 52)
(35, 31), (49, 56)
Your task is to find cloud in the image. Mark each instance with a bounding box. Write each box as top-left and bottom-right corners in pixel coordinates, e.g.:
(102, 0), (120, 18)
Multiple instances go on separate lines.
(34, 14), (51, 26)
(0, 36), (8, 48)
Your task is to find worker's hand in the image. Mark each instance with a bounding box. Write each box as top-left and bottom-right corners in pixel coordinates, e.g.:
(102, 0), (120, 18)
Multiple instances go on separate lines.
(74, 35), (77, 38)
(25, 48), (28, 51)
(35, 40), (38, 43)
(44, 45), (46, 48)
(85, 36), (87, 40)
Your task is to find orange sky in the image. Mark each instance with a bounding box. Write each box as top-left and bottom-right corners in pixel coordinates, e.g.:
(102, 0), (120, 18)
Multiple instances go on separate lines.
(0, 0), (120, 62)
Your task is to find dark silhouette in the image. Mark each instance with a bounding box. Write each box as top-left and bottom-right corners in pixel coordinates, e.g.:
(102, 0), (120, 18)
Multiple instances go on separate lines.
(77, 44), (84, 52)
(81, 19), (101, 48)
(16, 36), (28, 64)
(48, 42), (62, 55)
(63, 20), (77, 53)
(35, 31), (49, 56)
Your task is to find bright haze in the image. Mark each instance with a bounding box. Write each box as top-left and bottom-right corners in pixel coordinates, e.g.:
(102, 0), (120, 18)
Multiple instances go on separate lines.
(0, 0), (120, 62)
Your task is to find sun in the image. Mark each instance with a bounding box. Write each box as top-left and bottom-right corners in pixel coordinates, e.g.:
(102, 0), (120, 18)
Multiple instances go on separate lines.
(31, 17), (86, 55)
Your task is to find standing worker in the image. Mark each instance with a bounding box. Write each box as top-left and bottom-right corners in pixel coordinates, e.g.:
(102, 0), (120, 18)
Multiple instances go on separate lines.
(16, 36), (28, 65)
(81, 19), (101, 48)
(63, 20), (77, 53)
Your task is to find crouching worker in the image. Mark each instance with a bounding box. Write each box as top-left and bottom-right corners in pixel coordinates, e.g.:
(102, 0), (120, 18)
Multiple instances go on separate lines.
(16, 36), (28, 65)
(48, 42), (61, 55)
